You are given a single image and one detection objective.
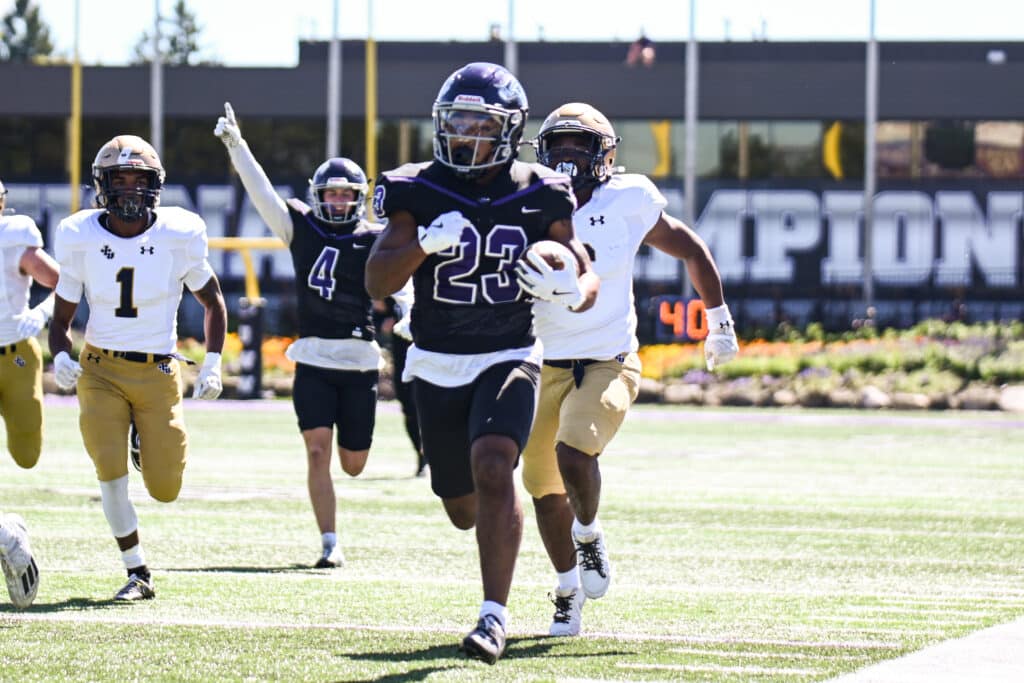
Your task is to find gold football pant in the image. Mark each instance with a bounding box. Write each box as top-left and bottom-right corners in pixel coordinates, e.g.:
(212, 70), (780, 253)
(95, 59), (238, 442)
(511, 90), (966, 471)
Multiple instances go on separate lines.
(0, 338), (44, 469)
(77, 344), (188, 502)
(521, 352), (642, 499)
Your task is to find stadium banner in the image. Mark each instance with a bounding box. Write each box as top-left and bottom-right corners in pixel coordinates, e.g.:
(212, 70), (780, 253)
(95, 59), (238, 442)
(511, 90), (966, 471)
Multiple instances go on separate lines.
(7, 179), (1023, 336)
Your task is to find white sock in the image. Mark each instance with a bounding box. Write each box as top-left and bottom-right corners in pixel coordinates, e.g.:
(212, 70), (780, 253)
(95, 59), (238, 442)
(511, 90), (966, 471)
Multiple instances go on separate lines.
(573, 517), (600, 539)
(321, 532), (337, 550)
(557, 567), (580, 592)
(479, 600), (508, 629)
(121, 544), (146, 571)
(99, 475), (138, 538)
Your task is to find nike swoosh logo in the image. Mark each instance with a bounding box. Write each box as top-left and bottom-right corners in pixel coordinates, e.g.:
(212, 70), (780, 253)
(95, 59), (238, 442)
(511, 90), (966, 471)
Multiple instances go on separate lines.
(521, 207), (542, 214)
(353, 243), (368, 249)
(552, 290), (573, 296)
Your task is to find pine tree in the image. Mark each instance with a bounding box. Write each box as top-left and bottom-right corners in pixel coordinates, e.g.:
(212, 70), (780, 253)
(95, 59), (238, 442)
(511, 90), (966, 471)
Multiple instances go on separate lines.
(133, 0), (216, 66)
(0, 0), (54, 62)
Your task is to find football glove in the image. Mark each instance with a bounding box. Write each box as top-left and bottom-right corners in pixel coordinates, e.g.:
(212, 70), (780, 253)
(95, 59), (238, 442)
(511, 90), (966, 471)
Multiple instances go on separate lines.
(417, 211), (468, 255)
(514, 250), (586, 310)
(703, 304), (739, 371)
(15, 305), (48, 340)
(193, 352), (223, 400)
(213, 102), (243, 149)
(53, 351), (83, 390)
(393, 312), (412, 341)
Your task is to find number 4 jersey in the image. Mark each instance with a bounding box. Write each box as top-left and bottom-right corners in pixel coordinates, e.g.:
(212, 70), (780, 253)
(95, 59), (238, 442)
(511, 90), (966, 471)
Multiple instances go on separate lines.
(54, 208), (215, 354)
(374, 161), (576, 355)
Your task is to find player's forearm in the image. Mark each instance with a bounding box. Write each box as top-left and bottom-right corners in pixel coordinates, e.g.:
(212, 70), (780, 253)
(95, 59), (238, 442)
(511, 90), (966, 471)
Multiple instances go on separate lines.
(228, 141), (293, 243)
(365, 245), (425, 300)
(193, 278), (227, 354)
(685, 253), (726, 309)
(572, 270), (600, 313)
(203, 308), (226, 354)
(47, 296), (77, 357)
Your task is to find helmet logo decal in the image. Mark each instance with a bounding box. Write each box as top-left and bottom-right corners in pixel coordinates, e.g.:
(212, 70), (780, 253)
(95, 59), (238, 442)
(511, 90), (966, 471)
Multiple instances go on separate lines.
(117, 147), (135, 163)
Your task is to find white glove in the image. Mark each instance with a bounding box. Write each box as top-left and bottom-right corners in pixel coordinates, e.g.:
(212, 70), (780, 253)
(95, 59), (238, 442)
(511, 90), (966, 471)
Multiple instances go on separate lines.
(53, 351), (83, 390)
(417, 211), (469, 255)
(393, 312), (412, 341)
(514, 250), (585, 310)
(213, 102), (242, 149)
(193, 352), (223, 400)
(15, 306), (48, 340)
(703, 304), (739, 371)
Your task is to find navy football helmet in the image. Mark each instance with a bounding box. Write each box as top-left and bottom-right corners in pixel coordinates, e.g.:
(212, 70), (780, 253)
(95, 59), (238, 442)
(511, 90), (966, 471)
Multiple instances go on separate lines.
(432, 62), (528, 179)
(308, 157), (369, 226)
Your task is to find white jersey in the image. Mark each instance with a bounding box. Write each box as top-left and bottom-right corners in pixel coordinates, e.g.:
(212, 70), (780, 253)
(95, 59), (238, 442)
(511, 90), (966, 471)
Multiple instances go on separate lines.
(532, 174), (666, 360)
(0, 215), (45, 345)
(54, 207), (215, 354)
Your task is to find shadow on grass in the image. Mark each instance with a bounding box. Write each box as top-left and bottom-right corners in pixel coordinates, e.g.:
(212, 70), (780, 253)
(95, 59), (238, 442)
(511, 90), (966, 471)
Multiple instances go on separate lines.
(163, 564), (325, 574)
(1, 596), (113, 612)
(339, 634), (634, 674)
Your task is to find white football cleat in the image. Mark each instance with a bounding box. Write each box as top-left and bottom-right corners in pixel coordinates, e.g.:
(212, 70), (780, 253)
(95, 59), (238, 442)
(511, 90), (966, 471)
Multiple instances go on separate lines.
(574, 527), (612, 599)
(548, 586), (585, 636)
(0, 513), (40, 609)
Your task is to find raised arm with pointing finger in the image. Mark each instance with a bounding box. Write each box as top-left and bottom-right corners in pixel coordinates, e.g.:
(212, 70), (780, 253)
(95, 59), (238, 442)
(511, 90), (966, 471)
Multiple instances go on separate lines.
(214, 102), (294, 243)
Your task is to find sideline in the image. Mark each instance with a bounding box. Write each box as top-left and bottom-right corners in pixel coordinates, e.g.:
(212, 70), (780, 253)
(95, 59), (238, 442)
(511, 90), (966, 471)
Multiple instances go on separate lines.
(827, 617), (1024, 683)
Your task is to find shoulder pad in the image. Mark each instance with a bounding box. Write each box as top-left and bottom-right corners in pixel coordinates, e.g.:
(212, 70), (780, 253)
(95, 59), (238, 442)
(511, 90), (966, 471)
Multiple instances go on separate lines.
(0, 214), (43, 248)
(153, 206), (208, 238)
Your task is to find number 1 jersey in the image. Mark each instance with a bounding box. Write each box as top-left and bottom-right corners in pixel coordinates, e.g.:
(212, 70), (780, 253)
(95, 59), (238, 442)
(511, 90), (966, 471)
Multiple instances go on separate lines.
(54, 208), (215, 354)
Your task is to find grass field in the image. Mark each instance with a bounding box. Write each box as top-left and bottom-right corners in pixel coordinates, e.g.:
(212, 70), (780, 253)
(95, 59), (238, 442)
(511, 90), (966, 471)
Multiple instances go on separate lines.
(2, 399), (1023, 682)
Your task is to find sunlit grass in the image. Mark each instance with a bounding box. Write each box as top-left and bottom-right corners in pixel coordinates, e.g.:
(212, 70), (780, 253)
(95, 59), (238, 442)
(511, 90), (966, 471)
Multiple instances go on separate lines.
(2, 401), (1023, 681)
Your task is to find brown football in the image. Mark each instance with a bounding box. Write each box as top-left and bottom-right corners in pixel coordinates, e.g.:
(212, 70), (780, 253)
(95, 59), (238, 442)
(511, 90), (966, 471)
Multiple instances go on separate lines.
(520, 240), (580, 274)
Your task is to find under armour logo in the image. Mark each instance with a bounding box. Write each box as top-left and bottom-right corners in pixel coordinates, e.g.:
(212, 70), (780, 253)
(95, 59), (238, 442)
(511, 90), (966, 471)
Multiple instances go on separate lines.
(86, 353), (101, 363)
(589, 215), (606, 226)
(140, 246), (154, 255)
(101, 245), (115, 259)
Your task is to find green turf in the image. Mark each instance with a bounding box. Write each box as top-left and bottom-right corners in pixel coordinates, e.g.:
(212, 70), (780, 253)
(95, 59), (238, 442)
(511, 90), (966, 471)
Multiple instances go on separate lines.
(2, 402), (1023, 681)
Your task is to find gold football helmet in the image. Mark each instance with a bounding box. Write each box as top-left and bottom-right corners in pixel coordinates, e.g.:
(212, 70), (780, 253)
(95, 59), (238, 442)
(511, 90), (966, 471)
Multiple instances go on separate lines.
(92, 135), (165, 221)
(535, 103), (619, 189)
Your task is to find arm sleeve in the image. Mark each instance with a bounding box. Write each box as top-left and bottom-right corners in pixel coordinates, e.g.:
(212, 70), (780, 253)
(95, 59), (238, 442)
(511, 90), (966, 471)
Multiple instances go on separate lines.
(228, 140), (294, 244)
(183, 225), (216, 292)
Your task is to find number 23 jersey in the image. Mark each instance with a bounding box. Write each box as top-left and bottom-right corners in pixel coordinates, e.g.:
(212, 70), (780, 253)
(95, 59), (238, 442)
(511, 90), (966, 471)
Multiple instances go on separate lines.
(54, 207), (215, 354)
(374, 161), (576, 355)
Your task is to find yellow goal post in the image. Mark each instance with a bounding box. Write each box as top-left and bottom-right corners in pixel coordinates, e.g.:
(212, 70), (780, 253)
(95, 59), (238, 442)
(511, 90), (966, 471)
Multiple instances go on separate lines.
(207, 236), (286, 302)
(206, 236), (287, 399)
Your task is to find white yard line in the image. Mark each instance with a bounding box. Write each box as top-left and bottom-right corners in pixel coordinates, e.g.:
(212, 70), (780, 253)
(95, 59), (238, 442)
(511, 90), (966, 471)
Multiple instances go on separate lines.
(826, 617), (1024, 683)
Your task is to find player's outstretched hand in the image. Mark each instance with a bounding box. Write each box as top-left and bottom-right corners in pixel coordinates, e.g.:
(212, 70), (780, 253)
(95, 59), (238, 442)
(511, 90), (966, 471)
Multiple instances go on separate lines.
(193, 352), (223, 400)
(214, 102), (242, 149)
(703, 304), (739, 371)
(417, 211), (468, 255)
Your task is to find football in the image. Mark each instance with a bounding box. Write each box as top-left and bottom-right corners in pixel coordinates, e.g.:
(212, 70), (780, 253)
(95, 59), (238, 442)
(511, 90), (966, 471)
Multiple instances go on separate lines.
(520, 240), (580, 275)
